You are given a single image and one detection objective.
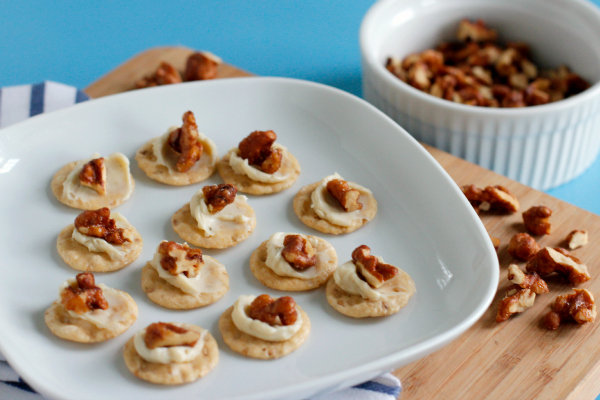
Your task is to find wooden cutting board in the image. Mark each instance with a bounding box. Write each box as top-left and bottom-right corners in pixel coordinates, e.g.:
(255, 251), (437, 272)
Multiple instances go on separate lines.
(84, 47), (600, 400)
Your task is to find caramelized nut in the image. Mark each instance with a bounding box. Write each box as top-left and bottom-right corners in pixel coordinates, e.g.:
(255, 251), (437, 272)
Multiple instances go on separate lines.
(168, 111), (203, 173)
(496, 285), (535, 322)
(202, 183), (237, 214)
(522, 206), (552, 236)
(461, 184), (483, 212)
(352, 245), (398, 289)
(456, 19), (498, 43)
(74, 208), (129, 245)
(157, 241), (203, 278)
(565, 230), (588, 250)
(247, 294), (298, 326)
(480, 186), (519, 213)
(526, 247), (590, 285)
(238, 130), (282, 174)
(326, 179), (363, 212)
(490, 235), (500, 253)
(545, 289), (596, 330)
(60, 273), (109, 314)
(135, 62), (182, 89)
(507, 264), (548, 294)
(144, 322), (200, 349)
(79, 157), (106, 195)
(184, 52), (221, 81)
(281, 235), (317, 270)
(508, 233), (540, 261)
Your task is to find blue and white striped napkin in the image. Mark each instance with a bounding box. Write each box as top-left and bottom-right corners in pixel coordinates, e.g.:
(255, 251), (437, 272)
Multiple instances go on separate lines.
(0, 81), (402, 400)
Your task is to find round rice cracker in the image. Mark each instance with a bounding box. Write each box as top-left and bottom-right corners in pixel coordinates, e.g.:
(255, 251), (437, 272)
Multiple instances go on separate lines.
(123, 325), (219, 385)
(141, 257), (229, 309)
(293, 181), (377, 234)
(51, 161), (135, 210)
(135, 137), (218, 186)
(171, 202), (256, 249)
(217, 150), (301, 195)
(250, 238), (338, 291)
(325, 270), (416, 318)
(44, 291), (138, 343)
(219, 306), (310, 360)
(56, 224), (143, 272)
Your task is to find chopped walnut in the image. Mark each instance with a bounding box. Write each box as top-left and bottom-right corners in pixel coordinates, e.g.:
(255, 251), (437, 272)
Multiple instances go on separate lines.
(565, 230), (588, 250)
(144, 322), (201, 349)
(238, 130), (282, 174)
(79, 157), (106, 195)
(545, 289), (596, 330)
(157, 241), (203, 278)
(352, 245), (398, 289)
(167, 111), (203, 173)
(74, 208), (129, 245)
(247, 294), (298, 326)
(489, 235), (500, 253)
(281, 234), (317, 270)
(496, 285), (535, 322)
(508, 233), (540, 261)
(522, 205), (552, 236)
(480, 186), (520, 213)
(526, 247), (590, 285)
(184, 52), (221, 81)
(461, 184), (483, 212)
(507, 264), (549, 294)
(202, 183), (237, 214)
(326, 179), (363, 212)
(60, 273), (109, 315)
(456, 19), (498, 43)
(135, 62), (182, 89)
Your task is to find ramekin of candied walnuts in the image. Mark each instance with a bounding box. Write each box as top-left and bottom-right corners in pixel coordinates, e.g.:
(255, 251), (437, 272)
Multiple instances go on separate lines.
(360, 0), (600, 190)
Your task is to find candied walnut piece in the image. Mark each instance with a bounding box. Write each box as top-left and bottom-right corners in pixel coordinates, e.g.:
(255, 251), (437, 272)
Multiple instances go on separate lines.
(247, 294), (298, 326)
(202, 183), (237, 214)
(74, 208), (129, 245)
(157, 241), (203, 278)
(522, 206), (552, 236)
(507, 264), (548, 294)
(168, 111), (203, 173)
(60, 272), (109, 315)
(526, 247), (590, 285)
(565, 230), (588, 250)
(496, 285), (535, 322)
(144, 322), (201, 349)
(135, 62), (182, 89)
(326, 179), (363, 212)
(184, 52), (221, 81)
(456, 19), (498, 43)
(352, 245), (398, 289)
(238, 130), (282, 174)
(508, 233), (540, 261)
(281, 234), (317, 270)
(461, 184), (483, 212)
(489, 235), (500, 253)
(79, 157), (106, 195)
(545, 289), (596, 330)
(480, 186), (520, 213)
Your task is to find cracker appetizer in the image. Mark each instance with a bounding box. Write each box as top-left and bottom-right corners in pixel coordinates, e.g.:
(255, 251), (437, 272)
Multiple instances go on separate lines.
(135, 111), (218, 185)
(57, 207), (143, 272)
(293, 173), (377, 234)
(45, 272), (138, 343)
(250, 232), (337, 291)
(141, 241), (229, 309)
(219, 294), (310, 359)
(124, 322), (218, 385)
(172, 183), (256, 249)
(217, 130), (300, 194)
(51, 152), (134, 210)
(326, 245), (416, 318)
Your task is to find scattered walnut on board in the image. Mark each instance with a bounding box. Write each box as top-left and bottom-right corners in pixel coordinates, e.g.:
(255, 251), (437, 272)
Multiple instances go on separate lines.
(496, 285), (536, 322)
(522, 205), (552, 236)
(526, 247), (590, 285)
(565, 230), (588, 250)
(545, 289), (596, 330)
(135, 62), (182, 89)
(508, 233), (540, 261)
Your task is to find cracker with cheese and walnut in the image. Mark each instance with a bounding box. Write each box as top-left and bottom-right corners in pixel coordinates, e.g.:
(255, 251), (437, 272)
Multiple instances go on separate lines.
(57, 208), (143, 272)
(141, 241), (229, 309)
(135, 111), (218, 185)
(326, 245), (416, 318)
(250, 232), (338, 291)
(217, 130), (301, 194)
(293, 173), (377, 235)
(123, 322), (218, 385)
(172, 183), (256, 249)
(51, 152), (135, 210)
(44, 273), (138, 343)
(219, 294), (310, 359)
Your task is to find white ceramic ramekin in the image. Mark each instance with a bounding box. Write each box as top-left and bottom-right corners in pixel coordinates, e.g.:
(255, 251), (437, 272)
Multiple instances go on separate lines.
(361, 0), (600, 190)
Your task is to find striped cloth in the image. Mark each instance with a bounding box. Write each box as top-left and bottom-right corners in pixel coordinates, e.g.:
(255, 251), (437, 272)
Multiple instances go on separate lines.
(0, 81), (402, 400)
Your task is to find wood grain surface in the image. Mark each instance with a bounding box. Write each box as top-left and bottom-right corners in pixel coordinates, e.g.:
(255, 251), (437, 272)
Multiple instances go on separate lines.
(84, 47), (600, 400)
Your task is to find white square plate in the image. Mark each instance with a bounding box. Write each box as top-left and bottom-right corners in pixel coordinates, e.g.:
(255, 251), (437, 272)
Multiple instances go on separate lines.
(0, 77), (498, 400)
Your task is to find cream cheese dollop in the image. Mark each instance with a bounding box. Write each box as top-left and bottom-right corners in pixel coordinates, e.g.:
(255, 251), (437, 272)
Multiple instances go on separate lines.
(333, 260), (382, 301)
(62, 152), (133, 201)
(310, 173), (374, 227)
(133, 324), (207, 364)
(58, 279), (131, 330)
(152, 127), (218, 171)
(231, 295), (302, 342)
(71, 212), (131, 260)
(228, 144), (290, 183)
(265, 232), (324, 280)
(189, 190), (251, 237)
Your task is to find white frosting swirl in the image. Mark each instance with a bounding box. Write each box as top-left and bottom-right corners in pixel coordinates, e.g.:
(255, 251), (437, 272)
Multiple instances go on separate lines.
(189, 190), (251, 237)
(228, 143), (290, 183)
(133, 324), (207, 364)
(71, 213), (130, 260)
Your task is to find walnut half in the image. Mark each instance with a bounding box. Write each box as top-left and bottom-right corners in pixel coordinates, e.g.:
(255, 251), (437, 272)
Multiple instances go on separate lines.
(60, 273), (109, 315)
(144, 322), (200, 349)
(185, 52), (221, 81)
(507, 264), (548, 294)
(326, 179), (363, 212)
(135, 62), (182, 89)
(79, 157), (106, 195)
(522, 206), (552, 236)
(247, 294), (298, 326)
(525, 247), (590, 285)
(565, 230), (588, 250)
(281, 234), (317, 270)
(496, 285), (535, 322)
(74, 208), (129, 245)
(352, 245), (398, 289)
(157, 241), (203, 278)
(238, 130), (282, 174)
(508, 233), (540, 261)
(545, 289), (596, 330)
(168, 111), (203, 173)
(202, 183), (237, 214)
